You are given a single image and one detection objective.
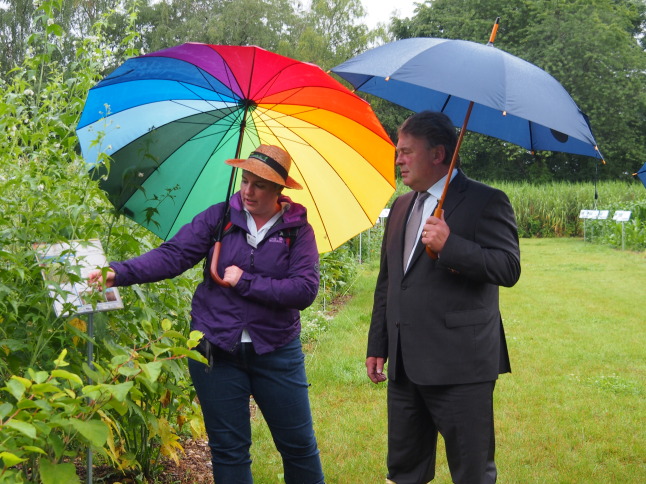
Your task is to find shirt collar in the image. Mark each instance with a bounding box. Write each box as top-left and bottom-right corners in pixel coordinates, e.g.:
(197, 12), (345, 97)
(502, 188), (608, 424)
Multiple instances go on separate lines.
(424, 168), (457, 199)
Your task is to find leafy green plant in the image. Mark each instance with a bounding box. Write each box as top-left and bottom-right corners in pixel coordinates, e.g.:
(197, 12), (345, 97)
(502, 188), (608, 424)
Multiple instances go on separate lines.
(0, 327), (206, 483)
(0, 2), (209, 481)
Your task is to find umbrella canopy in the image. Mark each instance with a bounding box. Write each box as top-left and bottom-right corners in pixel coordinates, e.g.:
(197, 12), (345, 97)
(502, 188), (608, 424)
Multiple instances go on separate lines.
(76, 43), (395, 253)
(634, 162), (646, 189)
(332, 36), (603, 160)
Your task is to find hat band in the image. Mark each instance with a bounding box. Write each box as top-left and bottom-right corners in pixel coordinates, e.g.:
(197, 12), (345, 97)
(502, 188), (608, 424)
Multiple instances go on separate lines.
(249, 151), (288, 182)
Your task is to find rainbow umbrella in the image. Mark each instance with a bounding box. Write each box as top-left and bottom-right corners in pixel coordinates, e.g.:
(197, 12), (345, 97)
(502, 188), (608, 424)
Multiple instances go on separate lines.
(76, 43), (395, 253)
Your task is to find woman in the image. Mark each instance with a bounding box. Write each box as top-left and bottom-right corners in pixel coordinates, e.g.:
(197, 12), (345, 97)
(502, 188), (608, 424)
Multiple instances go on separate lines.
(88, 145), (325, 483)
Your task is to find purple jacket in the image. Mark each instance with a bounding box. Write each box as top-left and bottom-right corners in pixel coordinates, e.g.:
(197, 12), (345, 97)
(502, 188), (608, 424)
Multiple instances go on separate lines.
(110, 192), (320, 354)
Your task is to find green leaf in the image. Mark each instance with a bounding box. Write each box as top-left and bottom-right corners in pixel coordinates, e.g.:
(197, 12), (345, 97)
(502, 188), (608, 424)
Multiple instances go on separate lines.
(46, 24), (64, 37)
(51, 369), (84, 387)
(172, 347), (208, 364)
(5, 419), (37, 439)
(69, 418), (108, 447)
(105, 381), (134, 402)
(5, 378), (26, 400)
(141, 361), (163, 383)
(17, 399), (39, 410)
(117, 366), (141, 377)
(142, 319), (153, 333)
(0, 402), (13, 419)
(32, 382), (65, 395)
(151, 342), (171, 357)
(189, 330), (204, 341)
(11, 375), (32, 390)
(161, 330), (185, 341)
(0, 451), (26, 468)
(23, 445), (47, 455)
(39, 459), (80, 484)
(53, 349), (69, 367)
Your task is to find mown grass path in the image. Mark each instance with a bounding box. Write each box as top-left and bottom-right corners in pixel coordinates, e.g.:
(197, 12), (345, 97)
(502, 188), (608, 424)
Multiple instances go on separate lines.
(251, 239), (645, 483)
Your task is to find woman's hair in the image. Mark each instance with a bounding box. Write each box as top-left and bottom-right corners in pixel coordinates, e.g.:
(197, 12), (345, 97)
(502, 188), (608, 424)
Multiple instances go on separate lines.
(399, 111), (459, 166)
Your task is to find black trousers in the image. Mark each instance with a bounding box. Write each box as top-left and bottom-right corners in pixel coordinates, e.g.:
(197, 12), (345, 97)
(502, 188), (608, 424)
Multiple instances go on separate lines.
(386, 369), (497, 484)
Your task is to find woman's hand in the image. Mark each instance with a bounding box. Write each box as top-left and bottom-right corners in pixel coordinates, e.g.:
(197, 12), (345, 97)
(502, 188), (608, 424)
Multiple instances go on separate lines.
(87, 268), (116, 290)
(223, 265), (243, 287)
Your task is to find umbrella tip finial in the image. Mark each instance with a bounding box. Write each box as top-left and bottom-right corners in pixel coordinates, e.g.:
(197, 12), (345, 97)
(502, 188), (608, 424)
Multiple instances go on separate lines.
(488, 17), (501, 45)
(594, 146), (606, 164)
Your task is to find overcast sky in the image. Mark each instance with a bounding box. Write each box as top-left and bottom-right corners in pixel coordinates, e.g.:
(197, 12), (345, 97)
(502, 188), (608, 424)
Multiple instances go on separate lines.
(360, 0), (418, 29)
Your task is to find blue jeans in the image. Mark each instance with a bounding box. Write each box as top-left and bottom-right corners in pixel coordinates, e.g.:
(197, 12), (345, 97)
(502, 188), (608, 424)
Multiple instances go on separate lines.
(188, 337), (324, 484)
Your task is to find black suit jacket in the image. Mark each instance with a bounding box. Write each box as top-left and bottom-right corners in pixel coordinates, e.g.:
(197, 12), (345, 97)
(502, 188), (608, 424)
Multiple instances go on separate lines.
(368, 171), (521, 385)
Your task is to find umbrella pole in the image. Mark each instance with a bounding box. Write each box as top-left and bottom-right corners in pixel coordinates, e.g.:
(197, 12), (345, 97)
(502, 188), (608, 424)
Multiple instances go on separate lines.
(427, 17), (500, 259)
(426, 101), (474, 259)
(210, 107), (249, 286)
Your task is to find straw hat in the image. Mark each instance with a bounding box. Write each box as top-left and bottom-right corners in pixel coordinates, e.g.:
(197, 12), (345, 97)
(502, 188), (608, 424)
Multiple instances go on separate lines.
(225, 145), (302, 190)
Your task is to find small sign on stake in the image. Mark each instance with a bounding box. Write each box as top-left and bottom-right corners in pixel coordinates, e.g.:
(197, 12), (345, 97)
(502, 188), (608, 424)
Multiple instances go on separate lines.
(613, 211), (631, 222)
(33, 239), (123, 317)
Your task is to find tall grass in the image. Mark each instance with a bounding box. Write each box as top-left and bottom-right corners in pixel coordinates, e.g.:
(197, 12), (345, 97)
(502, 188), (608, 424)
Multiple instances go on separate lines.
(390, 179), (646, 249)
(249, 238), (645, 483)
(492, 181), (645, 241)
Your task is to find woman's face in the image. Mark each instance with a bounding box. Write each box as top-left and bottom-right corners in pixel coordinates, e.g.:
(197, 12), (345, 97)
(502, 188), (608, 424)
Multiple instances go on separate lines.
(240, 170), (282, 218)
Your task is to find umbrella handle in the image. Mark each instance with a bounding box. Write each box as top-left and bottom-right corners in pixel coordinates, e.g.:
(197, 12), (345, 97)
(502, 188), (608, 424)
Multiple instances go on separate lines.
(209, 241), (231, 287)
(425, 207), (444, 260)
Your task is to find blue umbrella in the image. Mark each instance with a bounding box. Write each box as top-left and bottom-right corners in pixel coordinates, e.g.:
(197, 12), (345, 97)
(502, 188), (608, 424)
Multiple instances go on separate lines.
(332, 20), (604, 257)
(634, 162), (646, 189)
(332, 36), (603, 160)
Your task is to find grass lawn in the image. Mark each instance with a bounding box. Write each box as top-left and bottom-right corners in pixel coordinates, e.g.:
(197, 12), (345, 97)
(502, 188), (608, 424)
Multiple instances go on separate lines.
(250, 238), (645, 483)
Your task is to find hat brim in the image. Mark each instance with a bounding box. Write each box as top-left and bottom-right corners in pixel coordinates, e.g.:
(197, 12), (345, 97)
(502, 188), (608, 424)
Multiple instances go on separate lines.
(225, 158), (303, 190)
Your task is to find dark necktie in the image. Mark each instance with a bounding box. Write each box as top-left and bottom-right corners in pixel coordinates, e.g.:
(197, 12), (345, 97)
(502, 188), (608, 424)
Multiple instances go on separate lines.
(403, 191), (429, 270)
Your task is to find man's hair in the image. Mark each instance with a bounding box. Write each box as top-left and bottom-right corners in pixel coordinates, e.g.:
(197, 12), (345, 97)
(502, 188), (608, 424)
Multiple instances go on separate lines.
(398, 111), (459, 166)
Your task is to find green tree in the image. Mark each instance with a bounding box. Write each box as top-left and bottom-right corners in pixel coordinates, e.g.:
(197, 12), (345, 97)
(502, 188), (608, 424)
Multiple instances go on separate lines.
(390, 0), (646, 182)
(0, 0), (128, 75)
(136, 0), (300, 55)
(294, 0), (371, 68)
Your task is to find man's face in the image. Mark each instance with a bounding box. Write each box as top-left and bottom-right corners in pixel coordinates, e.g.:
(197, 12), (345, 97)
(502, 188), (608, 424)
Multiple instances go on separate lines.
(395, 132), (446, 192)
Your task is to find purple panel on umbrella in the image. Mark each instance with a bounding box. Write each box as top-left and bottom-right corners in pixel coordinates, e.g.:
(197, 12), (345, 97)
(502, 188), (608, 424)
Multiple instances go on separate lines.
(144, 43), (244, 98)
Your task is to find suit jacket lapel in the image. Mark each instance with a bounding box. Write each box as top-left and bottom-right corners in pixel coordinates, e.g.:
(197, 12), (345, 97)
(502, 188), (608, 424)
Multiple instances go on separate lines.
(440, 170), (468, 220)
(405, 171), (468, 272)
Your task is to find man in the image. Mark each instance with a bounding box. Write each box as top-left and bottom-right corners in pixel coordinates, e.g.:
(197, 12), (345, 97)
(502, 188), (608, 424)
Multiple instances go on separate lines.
(367, 111), (521, 484)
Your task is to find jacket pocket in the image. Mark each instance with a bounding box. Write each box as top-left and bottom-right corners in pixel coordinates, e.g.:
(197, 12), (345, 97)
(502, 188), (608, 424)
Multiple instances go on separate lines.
(445, 307), (493, 328)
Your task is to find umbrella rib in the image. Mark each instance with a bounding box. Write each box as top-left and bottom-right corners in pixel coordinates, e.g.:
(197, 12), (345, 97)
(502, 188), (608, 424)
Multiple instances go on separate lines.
(250, 110), (336, 247)
(246, 56), (306, 100)
(255, 106), (394, 195)
(440, 95), (451, 113)
(158, 109), (250, 239)
(254, 107), (385, 247)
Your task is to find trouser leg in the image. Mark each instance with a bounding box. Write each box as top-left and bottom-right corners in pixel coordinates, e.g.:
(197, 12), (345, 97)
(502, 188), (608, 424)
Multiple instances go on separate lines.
(386, 374), (437, 484)
(188, 355), (253, 483)
(418, 381), (497, 484)
(250, 338), (325, 484)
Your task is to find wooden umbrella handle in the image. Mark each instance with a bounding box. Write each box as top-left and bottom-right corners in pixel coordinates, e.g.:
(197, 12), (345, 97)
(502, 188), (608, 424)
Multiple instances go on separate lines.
(209, 241), (231, 287)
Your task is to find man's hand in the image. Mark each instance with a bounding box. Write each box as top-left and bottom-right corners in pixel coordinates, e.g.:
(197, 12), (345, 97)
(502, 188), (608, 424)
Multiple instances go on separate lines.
(421, 209), (450, 254)
(366, 356), (387, 384)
